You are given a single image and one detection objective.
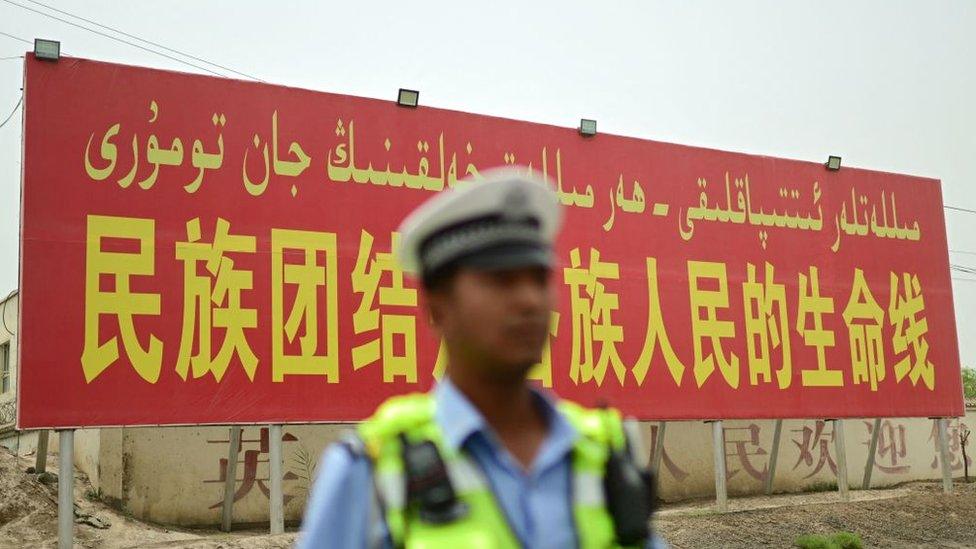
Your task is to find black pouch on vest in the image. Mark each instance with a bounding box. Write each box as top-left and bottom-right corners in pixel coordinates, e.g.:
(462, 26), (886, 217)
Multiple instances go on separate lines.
(604, 449), (657, 545)
(399, 434), (469, 524)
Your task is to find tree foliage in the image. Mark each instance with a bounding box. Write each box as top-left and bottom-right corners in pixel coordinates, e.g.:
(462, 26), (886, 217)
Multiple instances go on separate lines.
(963, 367), (976, 399)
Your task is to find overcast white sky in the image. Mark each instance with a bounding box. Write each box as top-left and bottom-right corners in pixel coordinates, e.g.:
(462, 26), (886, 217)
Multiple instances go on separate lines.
(0, 1), (974, 364)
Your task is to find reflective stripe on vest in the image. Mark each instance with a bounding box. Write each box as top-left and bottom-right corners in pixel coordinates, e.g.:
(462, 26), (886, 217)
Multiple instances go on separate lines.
(359, 392), (626, 549)
(373, 454), (488, 512)
(573, 470), (605, 508)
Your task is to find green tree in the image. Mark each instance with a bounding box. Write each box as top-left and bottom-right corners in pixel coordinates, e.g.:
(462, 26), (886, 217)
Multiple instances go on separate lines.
(963, 367), (976, 399)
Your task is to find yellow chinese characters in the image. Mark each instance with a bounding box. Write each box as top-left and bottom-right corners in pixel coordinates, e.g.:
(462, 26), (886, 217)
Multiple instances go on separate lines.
(889, 272), (935, 389)
(78, 206), (945, 398)
(526, 312), (560, 388)
(688, 261), (740, 388)
(271, 229), (338, 382)
(351, 231), (418, 383)
(563, 248), (626, 386)
(81, 215), (163, 383)
(175, 218), (257, 382)
(632, 258), (686, 386)
(742, 262), (792, 388)
(842, 268), (886, 391)
(432, 339), (449, 380)
(796, 266), (842, 386)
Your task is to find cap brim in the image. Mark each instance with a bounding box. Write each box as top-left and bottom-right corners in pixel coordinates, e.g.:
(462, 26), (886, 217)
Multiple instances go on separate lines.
(396, 167), (563, 275)
(454, 242), (552, 272)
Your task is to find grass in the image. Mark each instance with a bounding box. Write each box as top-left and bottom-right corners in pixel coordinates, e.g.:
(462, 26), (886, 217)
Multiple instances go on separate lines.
(794, 532), (863, 549)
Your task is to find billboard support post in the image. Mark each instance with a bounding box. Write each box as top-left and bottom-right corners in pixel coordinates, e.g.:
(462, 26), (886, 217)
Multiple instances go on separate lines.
(832, 419), (850, 501)
(863, 417), (882, 489)
(221, 426), (242, 532)
(270, 424), (284, 535)
(937, 417), (953, 493)
(764, 419), (783, 495)
(58, 429), (73, 549)
(709, 420), (728, 512)
(35, 429), (49, 474)
(651, 421), (666, 474)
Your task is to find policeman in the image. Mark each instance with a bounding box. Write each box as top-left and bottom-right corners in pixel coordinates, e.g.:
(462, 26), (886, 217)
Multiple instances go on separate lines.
(299, 167), (664, 548)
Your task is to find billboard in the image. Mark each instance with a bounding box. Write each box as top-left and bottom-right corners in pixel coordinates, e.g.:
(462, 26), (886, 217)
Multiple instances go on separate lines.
(17, 55), (963, 427)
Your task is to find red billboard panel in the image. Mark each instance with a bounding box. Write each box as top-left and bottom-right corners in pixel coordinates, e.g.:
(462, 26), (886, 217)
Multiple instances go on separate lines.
(17, 55), (963, 427)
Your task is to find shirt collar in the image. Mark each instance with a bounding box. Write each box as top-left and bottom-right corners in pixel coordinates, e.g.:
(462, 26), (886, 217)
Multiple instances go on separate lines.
(433, 378), (579, 463)
(433, 378), (486, 452)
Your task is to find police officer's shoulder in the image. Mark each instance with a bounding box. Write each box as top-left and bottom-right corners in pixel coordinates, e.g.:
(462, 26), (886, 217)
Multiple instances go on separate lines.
(557, 400), (627, 451)
(356, 392), (436, 457)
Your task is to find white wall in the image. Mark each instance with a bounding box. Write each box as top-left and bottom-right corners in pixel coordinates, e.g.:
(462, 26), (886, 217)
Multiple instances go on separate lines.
(64, 410), (976, 527)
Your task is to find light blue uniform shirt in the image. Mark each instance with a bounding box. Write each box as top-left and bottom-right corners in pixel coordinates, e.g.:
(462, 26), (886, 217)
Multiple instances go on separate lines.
(297, 380), (667, 548)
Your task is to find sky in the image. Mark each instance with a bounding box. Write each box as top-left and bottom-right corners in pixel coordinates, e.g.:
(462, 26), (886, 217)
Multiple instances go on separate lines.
(0, 1), (974, 364)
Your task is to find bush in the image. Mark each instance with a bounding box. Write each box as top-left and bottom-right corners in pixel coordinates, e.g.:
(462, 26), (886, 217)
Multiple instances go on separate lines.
(794, 532), (863, 549)
(963, 367), (976, 399)
(832, 532), (863, 549)
(794, 534), (832, 549)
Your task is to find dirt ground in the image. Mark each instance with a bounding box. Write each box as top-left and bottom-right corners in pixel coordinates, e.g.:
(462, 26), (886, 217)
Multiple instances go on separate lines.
(0, 447), (279, 549)
(2, 445), (974, 548)
(655, 481), (976, 548)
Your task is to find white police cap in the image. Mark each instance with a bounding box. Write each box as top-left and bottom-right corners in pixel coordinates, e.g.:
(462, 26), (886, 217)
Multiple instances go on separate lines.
(396, 166), (563, 280)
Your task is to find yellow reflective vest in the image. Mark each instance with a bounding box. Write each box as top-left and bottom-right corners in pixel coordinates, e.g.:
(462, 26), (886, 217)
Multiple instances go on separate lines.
(357, 392), (637, 548)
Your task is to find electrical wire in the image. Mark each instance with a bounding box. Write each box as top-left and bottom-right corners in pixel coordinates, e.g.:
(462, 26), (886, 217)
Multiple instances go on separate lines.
(1, 0), (240, 80)
(21, 0), (263, 82)
(0, 95), (23, 130)
(1, 290), (15, 336)
(0, 30), (32, 44)
(951, 264), (976, 276)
